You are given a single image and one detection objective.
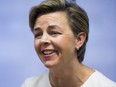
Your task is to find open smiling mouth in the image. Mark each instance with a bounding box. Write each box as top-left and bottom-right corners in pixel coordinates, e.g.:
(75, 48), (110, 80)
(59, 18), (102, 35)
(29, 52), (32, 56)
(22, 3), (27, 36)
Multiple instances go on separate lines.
(42, 50), (56, 55)
(40, 50), (58, 59)
(41, 49), (58, 56)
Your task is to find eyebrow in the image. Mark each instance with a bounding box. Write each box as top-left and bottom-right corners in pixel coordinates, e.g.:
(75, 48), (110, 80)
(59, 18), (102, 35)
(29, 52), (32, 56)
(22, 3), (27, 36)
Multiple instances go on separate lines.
(48, 25), (58, 30)
(33, 25), (61, 33)
(33, 27), (41, 35)
(48, 25), (63, 32)
(33, 27), (42, 33)
(34, 27), (41, 31)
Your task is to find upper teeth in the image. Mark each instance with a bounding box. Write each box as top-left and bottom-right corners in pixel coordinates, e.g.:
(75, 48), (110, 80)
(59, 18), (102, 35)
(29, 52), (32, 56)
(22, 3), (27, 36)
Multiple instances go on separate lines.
(43, 50), (54, 55)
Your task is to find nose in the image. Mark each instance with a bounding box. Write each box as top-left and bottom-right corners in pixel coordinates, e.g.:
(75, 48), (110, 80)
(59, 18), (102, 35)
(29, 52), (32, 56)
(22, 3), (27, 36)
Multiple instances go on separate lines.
(41, 33), (51, 45)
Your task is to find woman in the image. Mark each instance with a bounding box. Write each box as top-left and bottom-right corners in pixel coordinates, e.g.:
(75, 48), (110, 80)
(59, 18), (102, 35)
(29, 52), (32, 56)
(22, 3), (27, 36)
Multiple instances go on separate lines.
(21, 0), (116, 87)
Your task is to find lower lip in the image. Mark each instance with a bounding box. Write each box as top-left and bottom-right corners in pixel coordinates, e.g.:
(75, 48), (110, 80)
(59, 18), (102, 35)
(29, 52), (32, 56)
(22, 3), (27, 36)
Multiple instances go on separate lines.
(42, 52), (57, 59)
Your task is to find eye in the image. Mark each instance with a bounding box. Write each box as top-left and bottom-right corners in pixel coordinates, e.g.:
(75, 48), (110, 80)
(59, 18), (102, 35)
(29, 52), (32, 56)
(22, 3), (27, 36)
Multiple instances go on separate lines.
(33, 28), (43, 39)
(50, 31), (61, 36)
(34, 32), (43, 39)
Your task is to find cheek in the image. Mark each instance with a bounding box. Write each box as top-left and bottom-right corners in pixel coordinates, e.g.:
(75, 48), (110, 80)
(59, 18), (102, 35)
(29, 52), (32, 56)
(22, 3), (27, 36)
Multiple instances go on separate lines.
(34, 40), (40, 53)
(53, 36), (76, 50)
(53, 36), (76, 60)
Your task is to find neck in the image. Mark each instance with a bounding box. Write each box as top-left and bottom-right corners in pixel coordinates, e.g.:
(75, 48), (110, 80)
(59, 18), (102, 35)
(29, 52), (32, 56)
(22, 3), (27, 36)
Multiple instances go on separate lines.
(49, 59), (94, 87)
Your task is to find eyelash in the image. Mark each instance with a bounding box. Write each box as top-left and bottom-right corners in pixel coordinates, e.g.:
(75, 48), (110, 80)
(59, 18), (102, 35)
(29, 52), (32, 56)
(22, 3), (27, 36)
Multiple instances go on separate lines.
(50, 31), (61, 35)
(34, 31), (61, 38)
(34, 33), (42, 38)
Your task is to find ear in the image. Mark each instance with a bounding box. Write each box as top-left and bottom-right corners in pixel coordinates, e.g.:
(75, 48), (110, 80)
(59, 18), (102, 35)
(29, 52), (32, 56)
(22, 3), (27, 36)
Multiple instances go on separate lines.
(75, 32), (86, 50)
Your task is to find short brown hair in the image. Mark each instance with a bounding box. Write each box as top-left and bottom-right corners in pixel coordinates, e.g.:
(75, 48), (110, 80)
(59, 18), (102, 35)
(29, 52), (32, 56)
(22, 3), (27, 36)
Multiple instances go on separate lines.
(29, 0), (89, 63)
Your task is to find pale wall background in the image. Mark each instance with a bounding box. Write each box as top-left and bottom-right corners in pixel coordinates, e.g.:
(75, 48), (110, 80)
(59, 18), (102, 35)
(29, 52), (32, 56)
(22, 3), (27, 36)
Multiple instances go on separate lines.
(0, 0), (116, 87)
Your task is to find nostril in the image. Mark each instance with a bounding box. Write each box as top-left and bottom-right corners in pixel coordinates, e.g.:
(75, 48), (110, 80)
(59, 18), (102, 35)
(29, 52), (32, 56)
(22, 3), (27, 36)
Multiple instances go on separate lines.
(41, 38), (51, 46)
(41, 38), (51, 43)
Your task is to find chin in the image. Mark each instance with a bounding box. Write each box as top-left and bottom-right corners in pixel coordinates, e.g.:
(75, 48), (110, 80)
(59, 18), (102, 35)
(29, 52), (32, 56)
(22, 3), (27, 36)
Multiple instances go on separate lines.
(43, 60), (58, 68)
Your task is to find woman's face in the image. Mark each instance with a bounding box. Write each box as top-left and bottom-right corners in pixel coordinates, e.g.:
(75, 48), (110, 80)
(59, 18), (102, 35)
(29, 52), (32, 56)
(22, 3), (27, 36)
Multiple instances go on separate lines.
(33, 12), (79, 68)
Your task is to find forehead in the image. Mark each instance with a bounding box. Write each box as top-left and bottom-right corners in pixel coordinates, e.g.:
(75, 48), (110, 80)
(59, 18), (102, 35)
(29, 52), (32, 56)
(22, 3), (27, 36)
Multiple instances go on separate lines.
(34, 11), (69, 29)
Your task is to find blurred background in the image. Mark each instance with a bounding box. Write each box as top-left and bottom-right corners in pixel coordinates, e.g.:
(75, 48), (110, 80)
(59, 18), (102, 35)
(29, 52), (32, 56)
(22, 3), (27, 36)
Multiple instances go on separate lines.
(0, 0), (116, 87)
